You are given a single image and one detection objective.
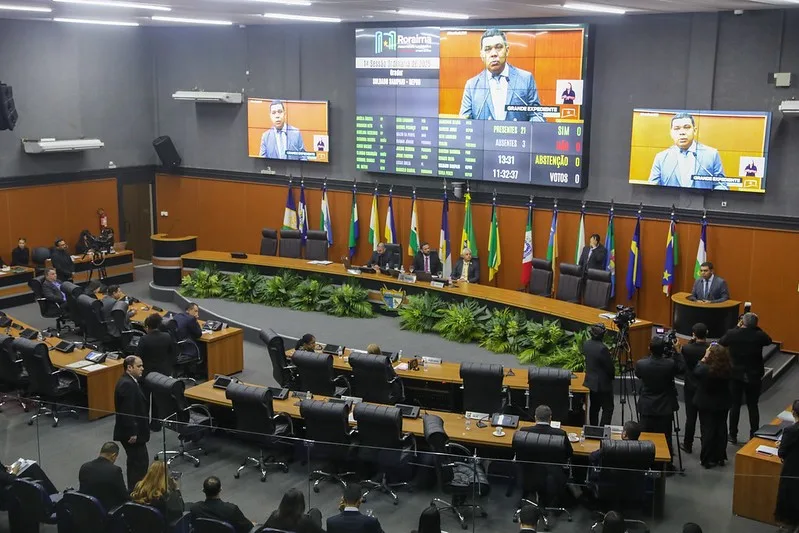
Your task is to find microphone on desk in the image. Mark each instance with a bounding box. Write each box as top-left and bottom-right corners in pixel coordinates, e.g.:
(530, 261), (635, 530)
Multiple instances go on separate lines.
(506, 368), (515, 377)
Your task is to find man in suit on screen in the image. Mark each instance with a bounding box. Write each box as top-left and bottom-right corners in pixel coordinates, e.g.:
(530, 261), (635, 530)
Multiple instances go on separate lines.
(459, 28), (545, 123)
(648, 113), (727, 190)
(258, 100), (307, 161)
(687, 261), (729, 303)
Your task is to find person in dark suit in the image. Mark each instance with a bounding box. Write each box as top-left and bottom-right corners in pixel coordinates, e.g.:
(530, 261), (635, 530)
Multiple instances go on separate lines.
(589, 420), (642, 465)
(680, 323), (710, 454)
(693, 342), (732, 468)
(635, 336), (684, 472)
(262, 488), (324, 533)
(41, 268), (66, 304)
(687, 262), (729, 303)
(775, 400), (799, 529)
(50, 238), (74, 282)
(173, 302), (202, 341)
(327, 483), (383, 533)
(113, 355), (150, 492)
(519, 405), (573, 456)
(452, 248), (479, 284)
(258, 100), (307, 161)
(11, 237), (30, 266)
(577, 234), (607, 274)
(137, 313), (176, 377)
(518, 504), (542, 533)
(0, 459), (16, 489)
(78, 441), (130, 512)
(366, 242), (391, 272)
(582, 323), (615, 426)
(75, 229), (93, 255)
(190, 476), (254, 533)
(720, 312), (772, 443)
(411, 242), (443, 276)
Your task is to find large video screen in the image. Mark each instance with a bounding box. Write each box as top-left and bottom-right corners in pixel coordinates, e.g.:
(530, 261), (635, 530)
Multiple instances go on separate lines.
(629, 109), (772, 193)
(355, 25), (589, 188)
(247, 98), (329, 163)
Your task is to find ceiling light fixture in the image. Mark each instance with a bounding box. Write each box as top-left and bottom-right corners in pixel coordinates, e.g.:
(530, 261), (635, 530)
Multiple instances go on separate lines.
(53, 16), (139, 25)
(0, 4), (52, 12)
(562, 2), (627, 14)
(396, 9), (469, 19)
(254, 0), (312, 6)
(262, 12), (341, 22)
(53, 0), (171, 10)
(151, 15), (233, 25)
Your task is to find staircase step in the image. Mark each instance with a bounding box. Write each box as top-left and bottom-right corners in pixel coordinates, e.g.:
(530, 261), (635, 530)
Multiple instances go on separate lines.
(766, 351), (797, 381)
(762, 342), (781, 363)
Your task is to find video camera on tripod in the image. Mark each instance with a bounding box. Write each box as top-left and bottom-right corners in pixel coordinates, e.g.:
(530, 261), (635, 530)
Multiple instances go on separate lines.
(613, 304), (636, 329)
(85, 228), (115, 255)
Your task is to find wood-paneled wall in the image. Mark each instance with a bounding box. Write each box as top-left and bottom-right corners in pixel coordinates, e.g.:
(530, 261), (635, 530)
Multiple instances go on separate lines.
(0, 179), (119, 261)
(156, 174), (799, 352)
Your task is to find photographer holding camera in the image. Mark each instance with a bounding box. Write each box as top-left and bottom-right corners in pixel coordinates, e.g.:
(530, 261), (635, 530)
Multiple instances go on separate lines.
(635, 335), (685, 472)
(680, 323), (710, 454)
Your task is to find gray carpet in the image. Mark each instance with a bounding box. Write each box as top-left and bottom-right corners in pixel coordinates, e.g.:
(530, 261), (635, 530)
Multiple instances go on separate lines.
(0, 264), (794, 533)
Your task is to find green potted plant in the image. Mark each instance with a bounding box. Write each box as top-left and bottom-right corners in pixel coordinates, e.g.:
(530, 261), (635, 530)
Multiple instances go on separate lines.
(433, 299), (490, 343)
(397, 292), (446, 333)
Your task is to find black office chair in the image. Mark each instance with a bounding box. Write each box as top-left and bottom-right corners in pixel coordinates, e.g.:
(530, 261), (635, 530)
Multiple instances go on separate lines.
(111, 300), (145, 355)
(145, 372), (212, 467)
(459, 362), (507, 416)
(7, 478), (57, 532)
(305, 230), (329, 261)
(56, 491), (108, 533)
(583, 268), (613, 310)
(225, 382), (292, 482)
(512, 431), (573, 529)
(292, 350), (350, 397)
(423, 414), (489, 529)
(555, 263), (583, 303)
(161, 317), (202, 381)
(15, 337), (79, 427)
(60, 281), (85, 332)
(348, 352), (404, 404)
(529, 258), (554, 297)
(194, 517), (236, 533)
(110, 501), (191, 533)
(259, 228), (278, 256)
(384, 243), (402, 269)
(299, 399), (357, 493)
(76, 294), (112, 349)
(0, 334), (29, 412)
(278, 229), (302, 259)
(527, 367), (572, 422)
(353, 403), (415, 504)
(31, 247), (50, 275)
(259, 328), (297, 388)
(28, 276), (69, 333)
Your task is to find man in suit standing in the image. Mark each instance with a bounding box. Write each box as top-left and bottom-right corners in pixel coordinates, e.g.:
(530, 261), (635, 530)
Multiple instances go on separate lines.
(78, 442), (130, 512)
(720, 312), (772, 443)
(327, 483), (384, 533)
(137, 313), (176, 378)
(114, 355), (149, 491)
(258, 100), (307, 161)
(50, 238), (75, 281)
(582, 323), (615, 426)
(366, 242), (391, 272)
(459, 28), (544, 123)
(410, 242), (442, 275)
(680, 323), (710, 454)
(189, 476), (254, 533)
(41, 268), (66, 304)
(452, 248), (480, 284)
(578, 234), (607, 274)
(173, 302), (202, 341)
(687, 262), (730, 303)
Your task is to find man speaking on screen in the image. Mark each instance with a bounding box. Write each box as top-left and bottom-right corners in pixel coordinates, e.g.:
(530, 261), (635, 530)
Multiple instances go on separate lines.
(259, 100), (307, 160)
(648, 113), (727, 190)
(459, 28), (545, 123)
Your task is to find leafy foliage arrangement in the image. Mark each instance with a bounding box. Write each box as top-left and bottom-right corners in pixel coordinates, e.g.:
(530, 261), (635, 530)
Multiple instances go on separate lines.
(290, 278), (334, 312)
(325, 282), (374, 318)
(397, 292), (446, 333)
(433, 299), (491, 343)
(180, 263), (224, 299)
(222, 266), (262, 303)
(480, 308), (528, 355)
(256, 270), (303, 307)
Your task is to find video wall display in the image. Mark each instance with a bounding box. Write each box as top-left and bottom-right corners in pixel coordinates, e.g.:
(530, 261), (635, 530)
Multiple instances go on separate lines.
(247, 98), (329, 163)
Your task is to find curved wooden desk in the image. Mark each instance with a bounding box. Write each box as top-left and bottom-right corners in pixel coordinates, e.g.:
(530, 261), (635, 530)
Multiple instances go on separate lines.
(152, 234), (197, 287)
(0, 266), (34, 309)
(671, 292), (741, 338)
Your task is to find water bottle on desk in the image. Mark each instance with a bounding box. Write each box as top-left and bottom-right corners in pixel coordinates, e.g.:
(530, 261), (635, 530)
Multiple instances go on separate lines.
(465, 417), (471, 431)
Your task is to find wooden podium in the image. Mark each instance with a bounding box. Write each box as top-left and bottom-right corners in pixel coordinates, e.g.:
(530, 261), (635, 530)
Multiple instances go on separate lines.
(671, 292), (741, 338)
(151, 234), (197, 287)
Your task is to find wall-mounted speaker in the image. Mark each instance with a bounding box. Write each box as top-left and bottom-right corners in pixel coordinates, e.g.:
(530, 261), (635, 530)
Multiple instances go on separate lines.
(0, 82), (18, 131)
(153, 135), (181, 169)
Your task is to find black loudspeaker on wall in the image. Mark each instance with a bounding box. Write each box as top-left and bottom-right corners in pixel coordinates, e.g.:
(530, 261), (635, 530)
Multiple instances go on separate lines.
(153, 135), (181, 168)
(0, 81), (19, 131)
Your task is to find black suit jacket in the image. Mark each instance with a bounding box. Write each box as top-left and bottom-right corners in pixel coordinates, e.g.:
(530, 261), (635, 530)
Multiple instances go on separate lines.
(113, 373), (150, 443)
(411, 251), (442, 275)
(137, 330), (176, 377)
(680, 340), (708, 392)
(50, 249), (75, 279)
(634, 355), (683, 416)
(452, 259), (479, 283)
(173, 312), (202, 341)
(191, 499), (253, 533)
(578, 244), (607, 273)
(42, 280), (65, 304)
(687, 275), (729, 303)
(719, 326), (772, 382)
(327, 510), (383, 533)
(692, 363), (731, 412)
(11, 247), (29, 266)
(78, 456), (130, 512)
(366, 251), (391, 269)
(518, 423), (574, 458)
(582, 338), (614, 393)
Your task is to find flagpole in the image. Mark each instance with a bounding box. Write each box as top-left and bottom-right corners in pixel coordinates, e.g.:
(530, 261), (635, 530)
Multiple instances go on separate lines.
(492, 189), (498, 287)
(635, 203), (643, 310)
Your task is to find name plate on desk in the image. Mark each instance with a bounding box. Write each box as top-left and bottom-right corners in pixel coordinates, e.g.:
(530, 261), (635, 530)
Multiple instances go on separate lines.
(397, 273), (417, 284)
(421, 356), (442, 365)
(430, 281), (446, 289)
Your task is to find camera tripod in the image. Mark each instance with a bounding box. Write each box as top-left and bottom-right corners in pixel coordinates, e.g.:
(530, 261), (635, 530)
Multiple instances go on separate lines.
(84, 250), (108, 282)
(611, 322), (638, 425)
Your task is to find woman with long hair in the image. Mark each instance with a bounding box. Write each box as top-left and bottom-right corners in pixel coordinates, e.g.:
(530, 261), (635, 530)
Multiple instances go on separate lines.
(693, 343), (732, 468)
(295, 333), (316, 352)
(130, 461), (185, 522)
(263, 488), (324, 533)
(412, 505), (445, 533)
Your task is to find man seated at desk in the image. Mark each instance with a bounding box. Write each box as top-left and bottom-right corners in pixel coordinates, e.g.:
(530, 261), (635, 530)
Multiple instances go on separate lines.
(99, 285), (134, 336)
(174, 302), (202, 341)
(687, 261), (729, 303)
(41, 268), (66, 304)
(366, 242), (391, 272)
(410, 242), (443, 276)
(11, 237), (29, 266)
(519, 405), (573, 457)
(50, 238), (75, 282)
(452, 247), (480, 284)
(589, 420), (642, 465)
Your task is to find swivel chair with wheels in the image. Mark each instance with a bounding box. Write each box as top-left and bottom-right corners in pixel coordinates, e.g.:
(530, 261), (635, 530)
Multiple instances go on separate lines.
(583, 269), (613, 310)
(260, 329), (297, 389)
(7, 478), (58, 533)
(527, 366), (572, 422)
(31, 247), (50, 275)
(348, 352), (404, 404)
(259, 229), (278, 256)
(292, 350), (350, 397)
(56, 491), (109, 533)
(111, 300), (144, 355)
(305, 230), (329, 261)
(161, 317), (203, 382)
(555, 264), (583, 303)
(76, 294), (112, 349)
(110, 501), (191, 533)
(459, 362), (507, 415)
(193, 517), (236, 533)
(28, 276), (69, 333)
(15, 337), (79, 427)
(0, 334), (29, 412)
(299, 399), (357, 493)
(278, 230), (302, 259)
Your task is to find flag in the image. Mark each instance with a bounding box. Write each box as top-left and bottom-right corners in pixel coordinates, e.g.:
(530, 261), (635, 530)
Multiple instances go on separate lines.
(348, 185), (359, 257)
(626, 214), (642, 300)
(439, 190), (452, 278)
(604, 209), (616, 297)
(662, 214), (679, 296)
(408, 191), (420, 256)
(546, 206), (558, 264)
(574, 206), (586, 263)
(461, 191), (478, 257)
(320, 184), (332, 247)
(520, 202), (533, 286)
(384, 190), (397, 245)
(694, 217), (707, 279)
(298, 182), (309, 244)
(368, 188), (380, 251)
(282, 184), (298, 230)
(488, 198), (502, 281)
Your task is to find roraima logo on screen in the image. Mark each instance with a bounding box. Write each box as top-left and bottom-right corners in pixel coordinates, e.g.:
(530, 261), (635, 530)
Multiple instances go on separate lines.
(374, 30), (434, 54)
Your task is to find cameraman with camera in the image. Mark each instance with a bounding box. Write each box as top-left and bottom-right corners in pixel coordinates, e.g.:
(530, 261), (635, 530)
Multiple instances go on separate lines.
(635, 335), (685, 472)
(680, 323), (710, 454)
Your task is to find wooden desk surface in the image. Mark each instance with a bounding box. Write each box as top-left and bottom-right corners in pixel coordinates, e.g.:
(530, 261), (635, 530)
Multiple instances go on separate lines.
(0, 266), (34, 277)
(0, 266), (35, 308)
(671, 292), (742, 309)
(152, 234), (197, 242)
(184, 380), (669, 461)
(50, 249), (135, 266)
(127, 301), (243, 344)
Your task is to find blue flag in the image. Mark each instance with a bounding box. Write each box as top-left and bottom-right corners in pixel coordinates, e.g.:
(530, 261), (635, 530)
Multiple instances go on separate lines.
(626, 214), (642, 300)
(662, 213), (678, 296)
(438, 190), (452, 278)
(298, 182), (309, 244)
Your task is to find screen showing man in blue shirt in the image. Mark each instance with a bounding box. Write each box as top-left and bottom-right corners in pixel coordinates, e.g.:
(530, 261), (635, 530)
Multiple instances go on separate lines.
(259, 100), (307, 160)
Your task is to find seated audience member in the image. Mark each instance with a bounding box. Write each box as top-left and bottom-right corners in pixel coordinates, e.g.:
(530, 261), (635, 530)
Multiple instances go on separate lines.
(519, 405), (573, 458)
(75, 229), (93, 255)
(137, 313), (176, 377)
(451, 247), (479, 283)
(366, 344), (381, 355)
(109, 284), (125, 300)
(84, 280), (105, 298)
(41, 268), (66, 304)
(295, 333), (316, 352)
(263, 488), (324, 533)
(190, 476), (254, 533)
(590, 420), (642, 464)
(0, 460), (16, 489)
(11, 237), (29, 266)
(174, 302), (202, 341)
(601, 511), (626, 533)
(130, 460), (184, 523)
(518, 504), (541, 532)
(410, 242), (442, 275)
(366, 242), (390, 271)
(412, 505), (445, 533)
(683, 524), (703, 533)
(78, 442), (130, 512)
(327, 483), (383, 533)
(50, 238), (75, 281)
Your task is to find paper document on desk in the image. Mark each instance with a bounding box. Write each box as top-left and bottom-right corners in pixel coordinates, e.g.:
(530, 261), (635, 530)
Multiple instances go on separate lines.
(66, 360), (93, 369)
(778, 410), (794, 423)
(551, 421), (562, 429)
(307, 260), (333, 265)
(83, 364), (108, 372)
(755, 445), (779, 456)
(394, 363), (409, 371)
